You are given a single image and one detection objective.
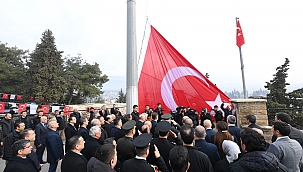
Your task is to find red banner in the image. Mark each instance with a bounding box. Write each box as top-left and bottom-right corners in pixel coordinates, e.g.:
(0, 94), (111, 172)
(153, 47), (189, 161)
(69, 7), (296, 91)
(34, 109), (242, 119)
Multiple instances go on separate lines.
(18, 103), (27, 113)
(0, 102), (5, 113)
(17, 95), (22, 100)
(41, 105), (50, 114)
(2, 94), (9, 99)
(64, 106), (71, 116)
(29, 96), (34, 101)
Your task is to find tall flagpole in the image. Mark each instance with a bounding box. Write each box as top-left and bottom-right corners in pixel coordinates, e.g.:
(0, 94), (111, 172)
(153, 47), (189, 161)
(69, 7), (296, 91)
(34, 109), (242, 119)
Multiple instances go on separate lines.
(236, 17), (247, 99)
(126, 0), (138, 113)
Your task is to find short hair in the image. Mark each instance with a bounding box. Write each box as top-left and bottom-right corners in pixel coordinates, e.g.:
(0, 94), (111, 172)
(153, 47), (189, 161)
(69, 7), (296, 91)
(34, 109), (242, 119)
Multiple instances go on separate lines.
(105, 115), (111, 121)
(14, 121), (24, 129)
(240, 128), (266, 152)
(152, 112), (158, 120)
(180, 125), (194, 144)
(89, 126), (101, 137)
(11, 139), (30, 156)
(103, 137), (115, 145)
(68, 135), (82, 149)
(79, 117), (88, 126)
(91, 119), (100, 127)
(5, 113), (11, 117)
(68, 116), (76, 123)
(95, 144), (116, 165)
(246, 114), (256, 124)
(275, 112), (291, 124)
(169, 145), (189, 172)
(49, 112), (55, 116)
(113, 116), (121, 126)
(55, 110), (59, 113)
(194, 125), (206, 138)
(184, 118), (193, 126)
(133, 105), (138, 109)
(90, 107), (94, 110)
(19, 129), (33, 139)
(135, 146), (149, 156)
(203, 119), (211, 128)
(272, 121), (290, 136)
(145, 105), (149, 107)
(227, 115), (236, 124)
(21, 111), (27, 114)
(157, 103), (161, 106)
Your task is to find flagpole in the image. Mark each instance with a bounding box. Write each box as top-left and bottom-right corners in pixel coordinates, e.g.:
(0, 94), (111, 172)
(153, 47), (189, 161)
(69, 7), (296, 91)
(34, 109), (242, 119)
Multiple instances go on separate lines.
(236, 17), (247, 99)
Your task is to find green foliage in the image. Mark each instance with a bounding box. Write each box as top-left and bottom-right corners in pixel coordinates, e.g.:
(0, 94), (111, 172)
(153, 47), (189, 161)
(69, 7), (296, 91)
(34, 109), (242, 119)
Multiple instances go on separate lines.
(63, 54), (109, 104)
(0, 43), (28, 94)
(27, 30), (65, 103)
(116, 88), (126, 103)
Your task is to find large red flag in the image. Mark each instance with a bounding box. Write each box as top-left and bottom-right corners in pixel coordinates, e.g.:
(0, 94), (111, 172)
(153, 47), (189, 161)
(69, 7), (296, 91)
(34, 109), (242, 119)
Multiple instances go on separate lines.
(41, 105), (50, 114)
(0, 102), (5, 113)
(236, 20), (245, 47)
(18, 103), (27, 113)
(138, 26), (230, 113)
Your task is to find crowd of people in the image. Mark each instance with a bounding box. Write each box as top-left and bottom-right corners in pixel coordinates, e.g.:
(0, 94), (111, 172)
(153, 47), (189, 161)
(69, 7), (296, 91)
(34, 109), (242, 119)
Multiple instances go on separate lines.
(0, 103), (303, 172)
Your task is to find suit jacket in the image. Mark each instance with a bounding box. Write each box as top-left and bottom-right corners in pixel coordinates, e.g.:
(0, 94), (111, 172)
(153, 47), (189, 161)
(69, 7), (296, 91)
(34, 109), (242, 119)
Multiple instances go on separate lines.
(46, 129), (64, 163)
(77, 127), (89, 141)
(272, 125), (303, 147)
(34, 122), (48, 146)
(205, 129), (217, 143)
(64, 123), (78, 152)
(150, 120), (158, 137)
(267, 136), (303, 172)
(228, 125), (242, 148)
(195, 139), (220, 168)
(99, 109), (108, 117)
(56, 116), (66, 130)
(61, 151), (88, 172)
(3, 130), (20, 160)
(186, 146), (214, 172)
(103, 122), (112, 138)
(4, 156), (38, 172)
(123, 156), (169, 172)
(81, 136), (101, 161)
(15, 116), (33, 129)
(248, 123), (262, 130)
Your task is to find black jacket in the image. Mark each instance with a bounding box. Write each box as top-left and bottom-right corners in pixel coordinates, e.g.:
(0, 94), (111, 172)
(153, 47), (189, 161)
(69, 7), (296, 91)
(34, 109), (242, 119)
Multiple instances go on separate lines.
(123, 156), (169, 172)
(61, 151), (88, 172)
(15, 116), (33, 129)
(103, 122), (112, 138)
(0, 118), (14, 138)
(64, 123), (78, 152)
(57, 115), (66, 130)
(248, 123), (262, 130)
(70, 112), (81, 129)
(186, 146), (214, 172)
(34, 122), (47, 146)
(77, 127), (89, 141)
(46, 129), (64, 163)
(3, 130), (20, 160)
(32, 116), (41, 130)
(4, 156), (38, 172)
(229, 151), (284, 172)
(87, 157), (115, 172)
(82, 136), (101, 161)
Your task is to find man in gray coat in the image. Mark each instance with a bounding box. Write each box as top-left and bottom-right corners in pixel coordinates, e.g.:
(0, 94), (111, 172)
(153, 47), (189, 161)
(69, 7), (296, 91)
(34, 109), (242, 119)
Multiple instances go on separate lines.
(267, 121), (303, 172)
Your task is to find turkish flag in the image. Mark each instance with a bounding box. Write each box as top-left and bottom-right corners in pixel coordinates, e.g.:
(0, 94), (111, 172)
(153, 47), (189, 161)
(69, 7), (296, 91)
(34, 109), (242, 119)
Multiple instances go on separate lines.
(138, 26), (230, 112)
(41, 105), (50, 114)
(2, 94), (9, 99)
(29, 96), (34, 101)
(18, 103), (27, 113)
(64, 106), (71, 116)
(0, 102), (5, 113)
(236, 20), (245, 47)
(17, 95), (22, 100)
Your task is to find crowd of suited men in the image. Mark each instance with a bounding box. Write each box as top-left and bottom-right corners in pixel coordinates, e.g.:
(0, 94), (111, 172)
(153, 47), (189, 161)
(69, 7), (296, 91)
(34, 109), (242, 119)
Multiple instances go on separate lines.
(0, 102), (303, 172)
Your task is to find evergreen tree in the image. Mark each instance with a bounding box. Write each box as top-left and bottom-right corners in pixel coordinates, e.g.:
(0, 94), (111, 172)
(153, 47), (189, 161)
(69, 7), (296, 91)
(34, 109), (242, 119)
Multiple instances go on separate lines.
(116, 88), (126, 103)
(265, 58), (290, 108)
(27, 30), (65, 103)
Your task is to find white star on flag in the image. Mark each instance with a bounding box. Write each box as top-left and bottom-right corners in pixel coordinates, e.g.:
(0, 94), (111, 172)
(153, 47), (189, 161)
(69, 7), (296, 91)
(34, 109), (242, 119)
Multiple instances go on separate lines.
(205, 94), (230, 110)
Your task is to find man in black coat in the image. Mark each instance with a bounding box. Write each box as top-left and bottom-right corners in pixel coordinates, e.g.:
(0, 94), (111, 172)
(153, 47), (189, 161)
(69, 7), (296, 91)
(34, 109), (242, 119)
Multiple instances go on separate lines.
(64, 116), (78, 152)
(34, 116), (48, 164)
(99, 105), (108, 117)
(56, 110), (66, 139)
(246, 114), (262, 130)
(123, 133), (168, 172)
(227, 115), (242, 149)
(117, 120), (136, 163)
(150, 113), (158, 138)
(3, 121), (25, 162)
(180, 125), (213, 172)
(0, 113), (14, 138)
(46, 120), (64, 172)
(33, 111), (44, 130)
(131, 105), (139, 122)
(15, 111), (33, 129)
(70, 107), (81, 129)
(4, 139), (38, 172)
(154, 103), (164, 122)
(61, 135), (87, 172)
(81, 126), (102, 161)
(103, 116), (113, 138)
(77, 117), (89, 141)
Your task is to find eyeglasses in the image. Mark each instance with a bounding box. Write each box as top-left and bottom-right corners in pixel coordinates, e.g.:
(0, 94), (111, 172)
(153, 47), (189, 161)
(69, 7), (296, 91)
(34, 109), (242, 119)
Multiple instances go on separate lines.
(24, 145), (32, 149)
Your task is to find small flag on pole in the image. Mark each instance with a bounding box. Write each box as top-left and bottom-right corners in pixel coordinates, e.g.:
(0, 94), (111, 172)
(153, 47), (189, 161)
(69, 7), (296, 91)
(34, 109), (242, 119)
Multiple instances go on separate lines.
(236, 20), (245, 47)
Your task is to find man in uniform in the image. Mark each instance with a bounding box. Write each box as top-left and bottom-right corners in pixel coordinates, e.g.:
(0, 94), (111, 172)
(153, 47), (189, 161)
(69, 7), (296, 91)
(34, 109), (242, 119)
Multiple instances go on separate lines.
(117, 120), (136, 163)
(147, 121), (182, 172)
(123, 133), (168, 172)
(154, 103), (164, 122)
(161, 114), (182, 145)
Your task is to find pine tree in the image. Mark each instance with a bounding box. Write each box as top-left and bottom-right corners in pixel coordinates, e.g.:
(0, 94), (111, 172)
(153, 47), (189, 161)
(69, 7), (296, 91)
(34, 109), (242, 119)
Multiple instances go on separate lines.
(116, 88), (126, 103)
(27, 30), (65, 103)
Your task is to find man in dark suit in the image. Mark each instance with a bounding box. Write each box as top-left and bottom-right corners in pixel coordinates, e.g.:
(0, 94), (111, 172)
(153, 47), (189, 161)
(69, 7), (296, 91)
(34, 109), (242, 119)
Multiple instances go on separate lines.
(110, 104), (118, 115)
(147, 121), (182, 172)
(33, 111), (44, 130)
(227, 115), (242, 148)
(117, 120), (136, 163)
(272, 112), (303, 147)
(123, 133), (168, 172)
(203, 119), (217, 143)
(46, 120), (64, 172)
(150, 113), (158, 137)
(70, 107), (81, 129)
(99, 105), (108, 117)
(77, 117), (89, 141)
(15, 111), (33, 129)
(64, 116), (78, 152)
(246, 114), (262, 130)
(131, 105), (139, 122)
(154, 103), (164, 123)
(61, 135), (87, 172)
(56, 110), (66, 139)
(81, 126), (102, 161)
(103, 115), (113, 137)
(34, 116), (48, 164)
(194, 125), (220, 167)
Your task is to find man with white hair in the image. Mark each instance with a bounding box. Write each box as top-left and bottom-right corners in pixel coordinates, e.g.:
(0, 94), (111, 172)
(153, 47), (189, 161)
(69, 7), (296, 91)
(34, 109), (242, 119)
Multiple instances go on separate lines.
(203, 119), (216, 143)
(227, 115), (242, 149)
(81, 126), (102, 161)
(46, 120), (64, 172)
(91, 119), (108, 144)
